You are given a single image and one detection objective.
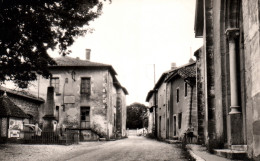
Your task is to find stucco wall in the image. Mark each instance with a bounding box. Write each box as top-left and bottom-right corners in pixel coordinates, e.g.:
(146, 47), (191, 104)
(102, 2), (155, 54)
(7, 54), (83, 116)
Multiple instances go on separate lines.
(157, 83), (166, 139)
(170, 76), (197, 138)
(27, 68), (119, 139)
(147, 94), (154, 134)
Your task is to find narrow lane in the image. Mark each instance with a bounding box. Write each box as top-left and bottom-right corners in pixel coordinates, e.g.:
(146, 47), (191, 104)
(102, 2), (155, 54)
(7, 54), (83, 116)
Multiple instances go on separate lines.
(54, 136), (190, 161)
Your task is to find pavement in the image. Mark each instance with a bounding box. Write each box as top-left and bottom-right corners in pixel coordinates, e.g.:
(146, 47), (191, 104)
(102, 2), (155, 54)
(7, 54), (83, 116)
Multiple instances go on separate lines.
(0, 136), (192, 161)
(186, 144), (245, 161)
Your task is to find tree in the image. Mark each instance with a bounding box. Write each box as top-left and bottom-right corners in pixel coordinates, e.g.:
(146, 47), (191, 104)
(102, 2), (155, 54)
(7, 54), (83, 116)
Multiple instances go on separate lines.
(126, 102), (148, 129)
(0, 0), (108, 88)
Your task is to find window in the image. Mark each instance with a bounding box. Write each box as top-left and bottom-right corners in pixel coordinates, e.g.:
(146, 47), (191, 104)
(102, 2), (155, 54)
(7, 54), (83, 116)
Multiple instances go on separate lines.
(178, 113), (182, 129)
(184, 82), (188, 97)
(50, 77), (60, 93)
(56, 106), (59, 121)
(177, 88), (179, 103)
(81, 78), (91, 95)
(80, 107), (90, 128)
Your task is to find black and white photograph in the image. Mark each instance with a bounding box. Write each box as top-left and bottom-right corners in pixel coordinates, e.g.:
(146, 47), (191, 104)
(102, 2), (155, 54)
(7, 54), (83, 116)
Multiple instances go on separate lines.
(0, 0), (259, 160)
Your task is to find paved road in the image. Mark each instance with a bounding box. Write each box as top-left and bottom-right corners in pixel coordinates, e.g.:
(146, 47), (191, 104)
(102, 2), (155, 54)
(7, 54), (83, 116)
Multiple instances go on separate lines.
(54, 136), (190, 161)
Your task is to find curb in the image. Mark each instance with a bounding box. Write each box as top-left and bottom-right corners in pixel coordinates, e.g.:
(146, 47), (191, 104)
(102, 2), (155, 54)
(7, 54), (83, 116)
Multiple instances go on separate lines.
(188, 149), (205, 161)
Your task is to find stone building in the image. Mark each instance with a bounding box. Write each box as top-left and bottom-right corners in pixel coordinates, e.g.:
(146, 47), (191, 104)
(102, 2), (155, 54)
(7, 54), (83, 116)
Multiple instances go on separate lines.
(146, 61), (197, 142)
(0, 87), (44, 143)
(0, 86), (44, 124)
(27, 49), (128, 141)
(194, 0), (260, 159)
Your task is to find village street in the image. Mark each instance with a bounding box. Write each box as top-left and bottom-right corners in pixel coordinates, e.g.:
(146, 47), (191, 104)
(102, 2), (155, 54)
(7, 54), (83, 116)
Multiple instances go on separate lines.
(0, 136), (191, 161)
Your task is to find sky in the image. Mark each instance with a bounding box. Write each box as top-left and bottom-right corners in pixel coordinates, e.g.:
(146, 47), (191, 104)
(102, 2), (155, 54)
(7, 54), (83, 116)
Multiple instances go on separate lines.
(50, 0), (203, 105)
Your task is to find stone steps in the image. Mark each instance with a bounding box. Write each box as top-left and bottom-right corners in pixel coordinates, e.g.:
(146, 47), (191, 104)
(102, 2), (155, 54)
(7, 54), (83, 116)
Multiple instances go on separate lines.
(213, 148), (248, 160)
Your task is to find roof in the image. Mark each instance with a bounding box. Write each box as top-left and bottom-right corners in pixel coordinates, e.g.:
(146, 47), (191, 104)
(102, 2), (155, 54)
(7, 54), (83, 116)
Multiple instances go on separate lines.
(50, 56), (117, 75)
(0, 86), (44, 103)
(194, 0), (204, 37)
(165, 62), (196, 85)
(0, 93), (28, 118)
(145, 61), (196, 102)
(154, 72), (169, 90)
(145, 90), (154, 102)
(51, 56), (129, 95)
(122, 87), (129, 95)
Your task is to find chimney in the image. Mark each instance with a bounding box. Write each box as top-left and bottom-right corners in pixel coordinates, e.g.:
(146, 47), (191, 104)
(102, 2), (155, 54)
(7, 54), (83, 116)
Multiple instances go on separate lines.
(171, 62), (177, 70)
(86, 49), (91, 61)
(189, 58), (195, 63)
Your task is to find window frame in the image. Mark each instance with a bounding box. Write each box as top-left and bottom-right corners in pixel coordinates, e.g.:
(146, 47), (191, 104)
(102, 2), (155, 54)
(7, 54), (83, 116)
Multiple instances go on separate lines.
(80, 77), (91, 95)
(184, 82), (188, 97)
(50, 77), (60, 94)
(80, 107), (90, 129)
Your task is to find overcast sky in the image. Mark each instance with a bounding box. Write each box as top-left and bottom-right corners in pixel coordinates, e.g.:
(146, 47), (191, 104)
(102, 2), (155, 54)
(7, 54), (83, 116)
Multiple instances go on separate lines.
(50, 0), (203, 105)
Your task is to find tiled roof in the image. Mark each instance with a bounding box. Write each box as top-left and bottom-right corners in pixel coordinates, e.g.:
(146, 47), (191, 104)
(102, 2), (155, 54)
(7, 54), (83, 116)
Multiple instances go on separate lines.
(177, 65), (196, 79)
(51, 56), (117, 75)
(0, 93), (28, 118)
(0, 86), (44, 103)
(54, 56), (110, 67)
(165, 62), (196, 82)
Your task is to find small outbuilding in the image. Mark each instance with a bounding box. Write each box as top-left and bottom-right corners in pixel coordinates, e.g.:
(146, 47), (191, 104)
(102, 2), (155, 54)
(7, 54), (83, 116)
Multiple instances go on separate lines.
(0, 92), (28, 143)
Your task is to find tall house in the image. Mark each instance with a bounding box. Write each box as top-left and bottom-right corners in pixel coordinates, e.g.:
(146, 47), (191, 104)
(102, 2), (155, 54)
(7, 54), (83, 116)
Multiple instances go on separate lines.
(29, 50), (128, 141)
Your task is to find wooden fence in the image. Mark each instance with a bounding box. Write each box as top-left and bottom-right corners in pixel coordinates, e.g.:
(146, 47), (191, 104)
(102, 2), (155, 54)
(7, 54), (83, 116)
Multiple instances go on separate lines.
(22, 130), (79, 145)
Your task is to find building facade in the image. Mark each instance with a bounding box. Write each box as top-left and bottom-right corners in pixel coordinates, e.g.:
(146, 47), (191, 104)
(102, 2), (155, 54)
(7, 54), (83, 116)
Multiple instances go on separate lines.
(25, 50), (128, 141)
(165, 62), (197, 141)
(195, 0), (260, 159)
(146, 62), (197, 142)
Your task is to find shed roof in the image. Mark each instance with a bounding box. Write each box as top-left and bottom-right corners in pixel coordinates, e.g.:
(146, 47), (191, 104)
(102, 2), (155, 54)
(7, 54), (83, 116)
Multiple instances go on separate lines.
(0, 86), (44, 103)
(0, 93), (28, 118)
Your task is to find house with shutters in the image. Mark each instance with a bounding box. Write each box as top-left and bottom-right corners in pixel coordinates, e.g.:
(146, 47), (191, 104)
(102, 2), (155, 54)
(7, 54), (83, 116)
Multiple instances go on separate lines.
(26, 49), (128, 141)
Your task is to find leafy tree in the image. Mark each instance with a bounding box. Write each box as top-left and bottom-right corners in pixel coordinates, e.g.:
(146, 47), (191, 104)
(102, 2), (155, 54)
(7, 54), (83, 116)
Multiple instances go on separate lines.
(126, 102), (148, 129)
(0, 0), (108, 88)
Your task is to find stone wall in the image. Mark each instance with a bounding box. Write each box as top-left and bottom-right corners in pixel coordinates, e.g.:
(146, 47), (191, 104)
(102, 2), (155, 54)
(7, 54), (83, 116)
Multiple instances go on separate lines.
(242, 0), (260, 159)
(8, 95), (43, 124)
(195, 47), (206, 144)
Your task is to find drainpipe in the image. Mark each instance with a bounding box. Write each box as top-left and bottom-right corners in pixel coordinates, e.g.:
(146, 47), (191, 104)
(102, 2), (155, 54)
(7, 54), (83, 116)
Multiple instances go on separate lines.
(226, 28), (241, 114)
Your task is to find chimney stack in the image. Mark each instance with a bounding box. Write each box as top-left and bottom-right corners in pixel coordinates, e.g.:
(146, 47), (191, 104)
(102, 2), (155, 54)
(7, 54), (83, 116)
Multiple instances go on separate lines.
(171, 62), (177, 70)
(86, 49), (91, 61)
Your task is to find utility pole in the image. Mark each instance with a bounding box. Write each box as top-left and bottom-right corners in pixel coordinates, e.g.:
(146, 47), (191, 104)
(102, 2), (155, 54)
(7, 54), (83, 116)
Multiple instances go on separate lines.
(153, 64), (156, 85)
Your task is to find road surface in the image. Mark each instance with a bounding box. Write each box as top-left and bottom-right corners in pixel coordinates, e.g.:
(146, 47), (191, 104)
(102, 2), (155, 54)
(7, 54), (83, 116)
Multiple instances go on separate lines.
(0, 136), (191, 161)
(54, 136), (190, 161)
